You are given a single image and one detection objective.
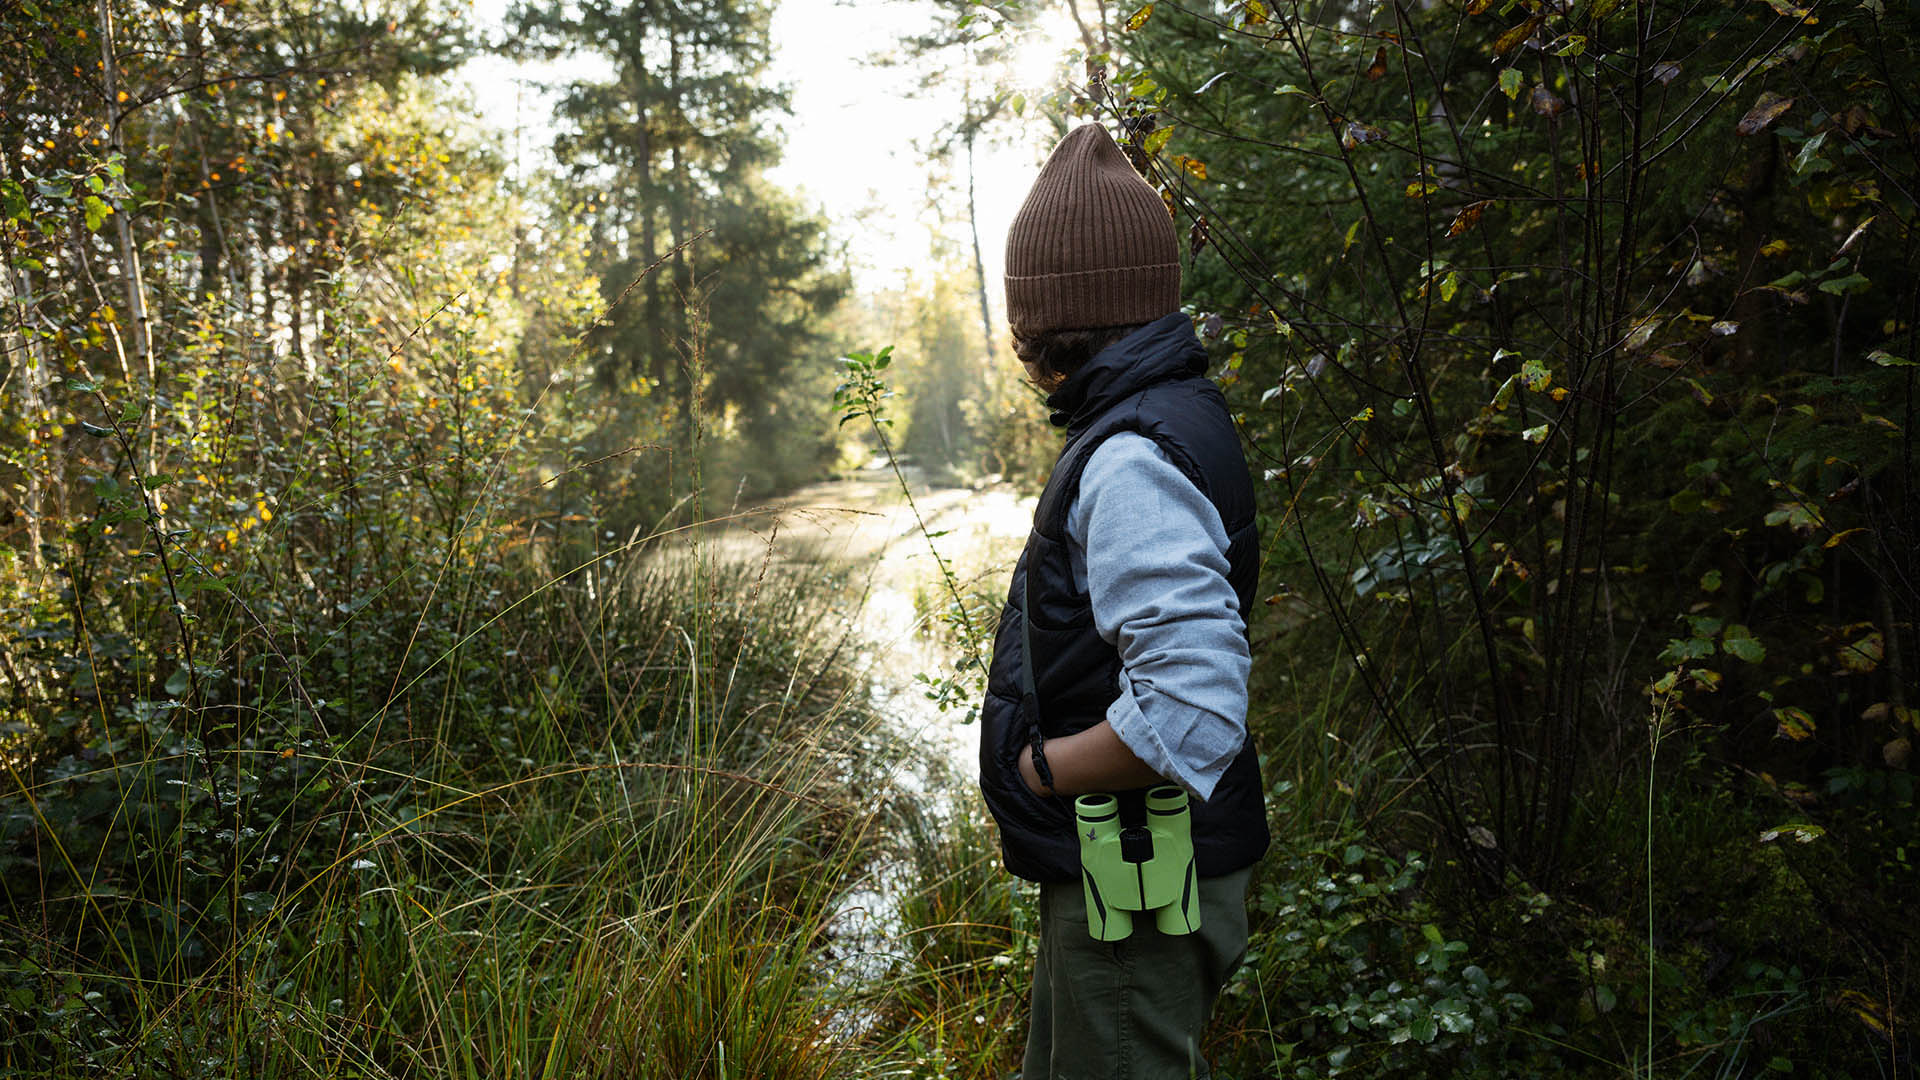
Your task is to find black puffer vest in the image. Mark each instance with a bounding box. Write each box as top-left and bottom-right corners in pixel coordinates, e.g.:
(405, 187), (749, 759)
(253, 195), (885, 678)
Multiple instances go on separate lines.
(978, 314), (1268, 883)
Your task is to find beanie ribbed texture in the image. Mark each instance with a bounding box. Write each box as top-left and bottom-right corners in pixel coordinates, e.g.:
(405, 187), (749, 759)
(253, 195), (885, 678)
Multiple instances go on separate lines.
(1004, 124), (1181, 337)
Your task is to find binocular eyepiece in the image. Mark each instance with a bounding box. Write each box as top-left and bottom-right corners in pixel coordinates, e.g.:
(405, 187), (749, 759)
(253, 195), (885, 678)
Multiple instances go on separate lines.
(1074, 785), (1201, 942)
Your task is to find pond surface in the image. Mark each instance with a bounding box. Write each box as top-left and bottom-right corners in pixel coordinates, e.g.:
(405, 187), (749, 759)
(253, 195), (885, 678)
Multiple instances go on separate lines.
(687, 463), (1035, 1004)
(691, 463), (1034, 779)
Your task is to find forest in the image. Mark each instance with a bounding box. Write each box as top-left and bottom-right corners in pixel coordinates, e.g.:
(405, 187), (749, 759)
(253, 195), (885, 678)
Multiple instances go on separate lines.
(0, 0), (1914, 1075)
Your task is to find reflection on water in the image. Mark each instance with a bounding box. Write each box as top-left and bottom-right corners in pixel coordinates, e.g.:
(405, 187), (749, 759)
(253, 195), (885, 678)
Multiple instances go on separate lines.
(689, 465), (1032, 779)
(686, 464), (1034, 1018)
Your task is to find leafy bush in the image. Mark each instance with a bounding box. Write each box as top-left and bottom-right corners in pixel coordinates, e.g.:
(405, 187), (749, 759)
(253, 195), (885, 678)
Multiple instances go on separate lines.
(1215, 810), (1535, 1079)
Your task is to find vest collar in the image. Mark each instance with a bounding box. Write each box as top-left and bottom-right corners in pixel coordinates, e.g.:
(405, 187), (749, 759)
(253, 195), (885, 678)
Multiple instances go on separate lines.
(1045, 313), (1208, 433)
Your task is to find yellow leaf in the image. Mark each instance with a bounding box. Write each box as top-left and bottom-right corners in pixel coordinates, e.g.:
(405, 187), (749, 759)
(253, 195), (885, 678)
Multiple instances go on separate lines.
(1125, 3), (1154, 30)
(1495, 14), (1544, 55)
(1773, 706), (1815, 740)
(1737, 91), (1794, 136)
(1756, 0), (1817, 21)
(1447, 200), (1492, 237)
(1341, 121), (1386, 149)
(1175, 155), (1209, 180)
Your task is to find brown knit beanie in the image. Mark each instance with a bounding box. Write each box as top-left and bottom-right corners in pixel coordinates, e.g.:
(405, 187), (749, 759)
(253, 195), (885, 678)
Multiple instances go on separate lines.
(1004, 124), (1181, 337)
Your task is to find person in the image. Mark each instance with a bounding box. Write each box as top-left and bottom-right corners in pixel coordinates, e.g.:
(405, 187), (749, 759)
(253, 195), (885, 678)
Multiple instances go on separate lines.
(977, 122), (1269, 1080)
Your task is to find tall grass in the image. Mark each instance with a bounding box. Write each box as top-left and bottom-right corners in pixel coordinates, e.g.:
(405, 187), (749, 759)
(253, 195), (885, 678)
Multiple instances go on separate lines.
(859, 796), (1032, 1079)
(0, 524), (976, 1077)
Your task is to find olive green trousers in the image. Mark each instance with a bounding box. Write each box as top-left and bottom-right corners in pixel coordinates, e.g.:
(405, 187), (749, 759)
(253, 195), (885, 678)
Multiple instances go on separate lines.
(1021, 866), (1253, 1080)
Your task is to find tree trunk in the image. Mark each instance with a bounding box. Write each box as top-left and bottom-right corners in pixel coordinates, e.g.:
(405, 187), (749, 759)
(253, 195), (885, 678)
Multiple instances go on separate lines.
(0, 239), (47, 569)
(95, 0), (153, 385)
(966, 126), (998, 363)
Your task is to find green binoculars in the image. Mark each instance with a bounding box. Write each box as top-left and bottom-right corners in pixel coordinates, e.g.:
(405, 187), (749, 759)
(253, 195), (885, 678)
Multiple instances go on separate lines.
(1074, 785), (1201, 942)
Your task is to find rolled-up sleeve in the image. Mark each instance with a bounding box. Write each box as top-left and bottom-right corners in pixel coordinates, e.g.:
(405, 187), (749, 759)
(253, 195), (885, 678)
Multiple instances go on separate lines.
(1066, 432), (1250, 801)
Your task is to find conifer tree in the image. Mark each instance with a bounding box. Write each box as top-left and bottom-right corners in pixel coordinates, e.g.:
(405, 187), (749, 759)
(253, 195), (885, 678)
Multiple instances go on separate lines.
(506, 0), (847, 449)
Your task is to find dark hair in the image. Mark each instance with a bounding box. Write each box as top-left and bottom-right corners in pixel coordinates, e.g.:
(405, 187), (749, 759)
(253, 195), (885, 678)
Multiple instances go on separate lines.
(1012, 323), (1148, 391)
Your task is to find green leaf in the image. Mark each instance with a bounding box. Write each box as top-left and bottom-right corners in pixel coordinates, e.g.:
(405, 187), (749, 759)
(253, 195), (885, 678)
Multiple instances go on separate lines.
(1818, 273), (1870, 295)
(1722, 625), (1766, 663)
(1687, 615), (1724, 638)
(83, 195), (111, 232)
(1660, 636), (1714, 663)
(1867, 349), (1913, 367)
(1519, 357), (1551, 391)
(1790, 131), (1832, 175)
(78, 420), (114, 438)
(1553, 33), (1588, 57)
(1439, 270), (1460, 301)
(1143, 126), (1174, 155)
(1759, 821), (1823, 842)
(165, 666), (192, 696)
(1499, 68), (1525, 99)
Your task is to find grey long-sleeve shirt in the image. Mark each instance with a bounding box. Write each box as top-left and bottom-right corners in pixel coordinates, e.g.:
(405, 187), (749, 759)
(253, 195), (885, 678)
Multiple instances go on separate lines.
(1063, 431), (1251, 802)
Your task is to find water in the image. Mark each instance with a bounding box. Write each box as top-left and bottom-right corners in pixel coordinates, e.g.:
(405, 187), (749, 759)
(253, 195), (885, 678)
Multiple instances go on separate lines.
(687, 462), (1035, 1018)
(690, 463), (1032, 778)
